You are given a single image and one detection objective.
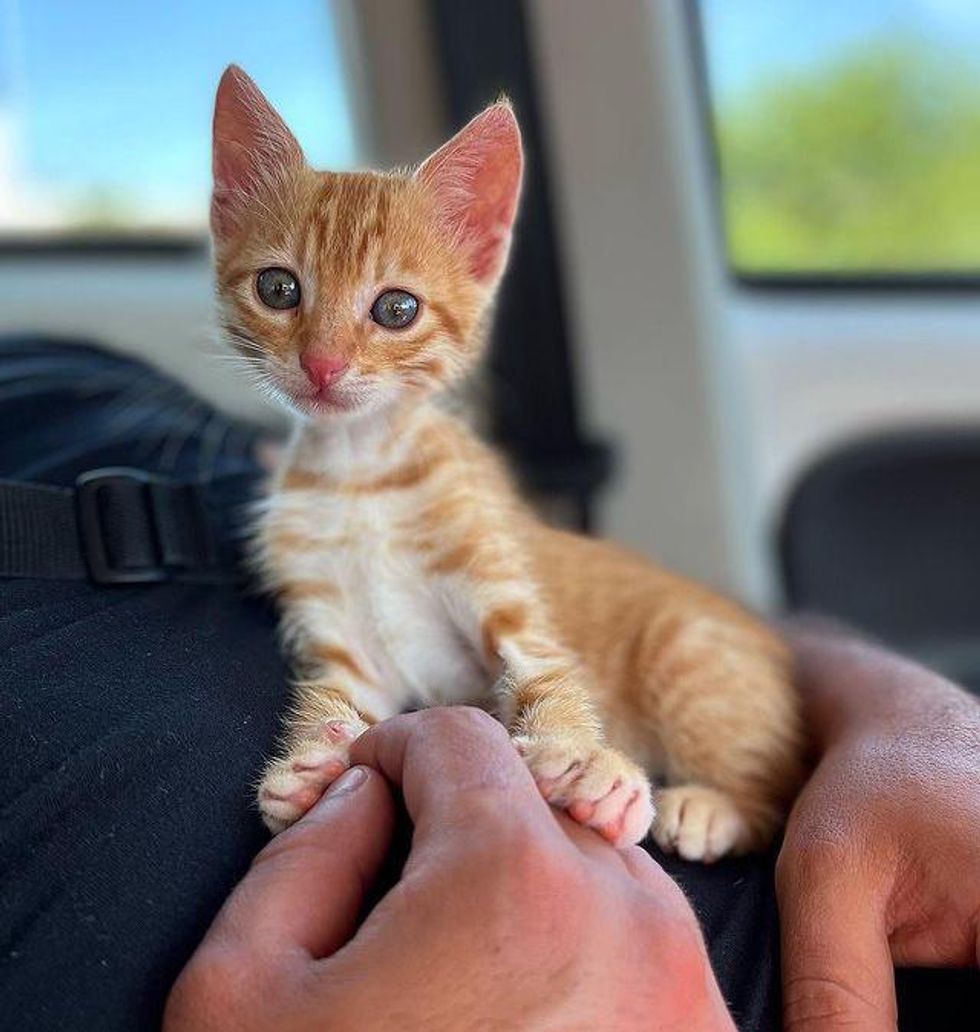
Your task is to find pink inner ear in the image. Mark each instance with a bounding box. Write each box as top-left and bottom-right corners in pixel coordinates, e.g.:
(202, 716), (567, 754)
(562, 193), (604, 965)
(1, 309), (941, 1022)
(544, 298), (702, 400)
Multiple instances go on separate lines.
(211, 65), (302, 235)
(418, 104), (524, 283)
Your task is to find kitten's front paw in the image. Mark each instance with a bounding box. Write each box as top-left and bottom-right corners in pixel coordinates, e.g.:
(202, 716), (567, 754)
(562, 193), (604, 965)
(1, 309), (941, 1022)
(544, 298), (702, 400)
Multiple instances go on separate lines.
(514, 733), (654, 848)
(652, 785), (752, 863)
(257, 720), (360, 834)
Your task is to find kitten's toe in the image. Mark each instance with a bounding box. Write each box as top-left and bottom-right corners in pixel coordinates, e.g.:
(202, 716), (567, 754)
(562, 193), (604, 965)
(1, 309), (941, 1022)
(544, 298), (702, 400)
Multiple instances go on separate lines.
(515, 734), (654, 849)
(652, 785), (750, 863)
(258, 723), (360, 834)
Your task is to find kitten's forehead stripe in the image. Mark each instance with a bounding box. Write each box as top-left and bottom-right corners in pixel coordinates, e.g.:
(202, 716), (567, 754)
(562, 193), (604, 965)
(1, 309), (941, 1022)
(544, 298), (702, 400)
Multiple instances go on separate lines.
(396, 251), (421, 277)
(361, 185), (391, 280)
(331, 176), (371, 257)
(370, 186), (391, 240)
(351, 179), (387, 276)
(361, 185), (391, 277)
(308, 174), (385, 290)
(310, 177), (339, 282)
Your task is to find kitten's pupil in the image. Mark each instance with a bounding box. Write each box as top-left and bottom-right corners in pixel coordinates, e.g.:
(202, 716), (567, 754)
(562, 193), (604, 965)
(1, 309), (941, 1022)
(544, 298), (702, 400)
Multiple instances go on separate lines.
(256, 267), (300, 310)
(371, 289), (419, 330)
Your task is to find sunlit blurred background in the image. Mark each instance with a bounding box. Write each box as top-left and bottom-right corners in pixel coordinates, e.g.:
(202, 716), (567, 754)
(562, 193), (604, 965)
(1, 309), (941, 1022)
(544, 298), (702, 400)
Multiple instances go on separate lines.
(4, 0), (980, 683)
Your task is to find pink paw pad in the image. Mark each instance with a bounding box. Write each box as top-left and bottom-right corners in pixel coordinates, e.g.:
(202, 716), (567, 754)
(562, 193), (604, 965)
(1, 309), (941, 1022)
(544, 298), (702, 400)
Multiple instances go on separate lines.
(318, 720), (358, 745)
(291, 757), (347, 780)
(568, 799), (596, 823)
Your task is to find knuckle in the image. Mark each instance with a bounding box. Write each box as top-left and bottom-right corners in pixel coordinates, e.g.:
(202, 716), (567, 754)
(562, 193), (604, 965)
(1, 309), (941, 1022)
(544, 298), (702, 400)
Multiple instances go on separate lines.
(499, 827), (586, 916)
(438, 832), (585, 955)
(783, 974), (890, 1030)
(501, 825), (565, 885)
(427, 704), (505, 739)
(516, 828), (575, 882)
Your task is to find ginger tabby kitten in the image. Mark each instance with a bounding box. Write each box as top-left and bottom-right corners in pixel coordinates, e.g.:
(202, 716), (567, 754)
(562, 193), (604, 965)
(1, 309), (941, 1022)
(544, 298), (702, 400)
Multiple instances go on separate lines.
(211, 66), (802, 859)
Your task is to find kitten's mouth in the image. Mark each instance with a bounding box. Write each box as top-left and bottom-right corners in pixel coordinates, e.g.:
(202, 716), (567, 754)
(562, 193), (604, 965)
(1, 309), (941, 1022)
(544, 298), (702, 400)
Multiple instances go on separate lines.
(270, 369), (385, 418)
(285, 380), (370, 417)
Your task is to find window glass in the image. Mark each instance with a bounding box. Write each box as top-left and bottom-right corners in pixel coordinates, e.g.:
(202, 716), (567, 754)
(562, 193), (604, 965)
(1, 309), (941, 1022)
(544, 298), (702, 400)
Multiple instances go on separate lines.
(0, 0), (357, 237)
(698, 0), (980, 276)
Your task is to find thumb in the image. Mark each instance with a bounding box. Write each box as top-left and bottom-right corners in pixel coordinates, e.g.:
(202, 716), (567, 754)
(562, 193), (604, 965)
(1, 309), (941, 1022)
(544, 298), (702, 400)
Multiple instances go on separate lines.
(206, 765), (395, 961)
(777, 845), (897, 1031)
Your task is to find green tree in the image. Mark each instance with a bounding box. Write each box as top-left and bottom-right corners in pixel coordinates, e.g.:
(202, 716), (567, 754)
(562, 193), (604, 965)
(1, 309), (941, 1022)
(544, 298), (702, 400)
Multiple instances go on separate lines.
(716, 41), (980, 273)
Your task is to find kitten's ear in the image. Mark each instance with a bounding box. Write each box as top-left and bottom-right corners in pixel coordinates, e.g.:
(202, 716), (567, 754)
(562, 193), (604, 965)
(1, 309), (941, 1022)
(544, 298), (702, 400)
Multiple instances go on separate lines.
(211, 65), (303, 236)
(417, 101), (523, 284)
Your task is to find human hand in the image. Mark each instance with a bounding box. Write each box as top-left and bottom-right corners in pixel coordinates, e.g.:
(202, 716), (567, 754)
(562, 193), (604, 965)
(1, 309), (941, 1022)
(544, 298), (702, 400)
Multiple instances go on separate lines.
(778, 624), (980, 1030)
(165, 707), (735, 1031)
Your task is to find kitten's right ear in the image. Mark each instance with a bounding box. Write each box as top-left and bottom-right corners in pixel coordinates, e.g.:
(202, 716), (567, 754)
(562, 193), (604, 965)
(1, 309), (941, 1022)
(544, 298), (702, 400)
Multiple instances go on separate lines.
(211, 65), (303, 236)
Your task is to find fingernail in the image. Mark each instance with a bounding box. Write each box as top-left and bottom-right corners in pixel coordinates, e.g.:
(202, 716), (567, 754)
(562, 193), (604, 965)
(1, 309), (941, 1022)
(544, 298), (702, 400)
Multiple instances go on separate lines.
(323, 765), (368, 799)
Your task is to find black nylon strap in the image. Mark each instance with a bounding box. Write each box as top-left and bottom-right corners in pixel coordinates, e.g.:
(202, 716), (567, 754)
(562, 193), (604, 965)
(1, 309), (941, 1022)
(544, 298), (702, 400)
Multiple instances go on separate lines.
(0, 479), (87, 579)
(0, 469), (248, 585)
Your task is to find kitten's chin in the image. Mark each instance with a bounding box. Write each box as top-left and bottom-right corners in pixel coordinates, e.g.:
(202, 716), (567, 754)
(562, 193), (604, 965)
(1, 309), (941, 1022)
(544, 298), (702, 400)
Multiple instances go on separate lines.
(303, 393), (362, 416)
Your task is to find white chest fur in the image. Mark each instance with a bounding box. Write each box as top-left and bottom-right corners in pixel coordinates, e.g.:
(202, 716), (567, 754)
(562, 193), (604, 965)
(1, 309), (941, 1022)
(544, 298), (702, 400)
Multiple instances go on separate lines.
(257, 420), (488, 717)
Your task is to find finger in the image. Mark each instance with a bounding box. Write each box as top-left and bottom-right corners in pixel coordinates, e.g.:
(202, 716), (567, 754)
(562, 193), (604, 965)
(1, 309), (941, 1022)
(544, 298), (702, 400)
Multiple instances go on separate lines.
(777, 846), (897, 1031)
(349, 707), (555, 844)
(206, 766), (395, 961)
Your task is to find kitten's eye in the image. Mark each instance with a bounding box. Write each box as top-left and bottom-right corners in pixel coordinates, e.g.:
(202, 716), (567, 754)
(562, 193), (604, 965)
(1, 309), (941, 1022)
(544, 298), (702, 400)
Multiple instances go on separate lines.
(371, 289), (419, 329)
(256, 268), (301, 310)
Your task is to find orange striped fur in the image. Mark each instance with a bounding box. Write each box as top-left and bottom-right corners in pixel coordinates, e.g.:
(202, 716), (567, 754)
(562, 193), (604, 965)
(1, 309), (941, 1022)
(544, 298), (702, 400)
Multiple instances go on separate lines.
(211, 66), (803, 856)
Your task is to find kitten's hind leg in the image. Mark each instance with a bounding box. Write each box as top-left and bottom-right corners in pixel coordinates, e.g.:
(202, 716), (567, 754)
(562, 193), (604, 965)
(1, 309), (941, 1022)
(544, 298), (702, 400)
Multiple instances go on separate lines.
(636, 617), (804, 862)
(257, 682), (373, 834)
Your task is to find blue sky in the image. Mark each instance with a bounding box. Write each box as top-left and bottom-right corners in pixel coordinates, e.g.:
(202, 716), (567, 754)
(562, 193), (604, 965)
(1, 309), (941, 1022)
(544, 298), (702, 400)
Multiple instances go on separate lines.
(1, 0), (357, 222)
(4, 0), (980, 227)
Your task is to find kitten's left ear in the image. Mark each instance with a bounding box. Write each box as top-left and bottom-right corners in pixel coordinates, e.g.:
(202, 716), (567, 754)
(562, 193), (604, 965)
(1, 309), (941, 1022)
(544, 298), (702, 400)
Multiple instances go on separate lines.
(417, 101), (523, 284)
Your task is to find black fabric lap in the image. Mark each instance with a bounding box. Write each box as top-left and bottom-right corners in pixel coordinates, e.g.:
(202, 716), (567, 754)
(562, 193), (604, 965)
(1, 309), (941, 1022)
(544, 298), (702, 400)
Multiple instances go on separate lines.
(0, 337), (286, 1029)
(0, 578), (286, 1030)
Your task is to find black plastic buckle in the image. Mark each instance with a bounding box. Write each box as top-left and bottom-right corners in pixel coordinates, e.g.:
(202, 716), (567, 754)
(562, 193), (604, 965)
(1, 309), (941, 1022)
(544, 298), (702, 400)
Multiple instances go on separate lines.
(76, 468), (217, 585)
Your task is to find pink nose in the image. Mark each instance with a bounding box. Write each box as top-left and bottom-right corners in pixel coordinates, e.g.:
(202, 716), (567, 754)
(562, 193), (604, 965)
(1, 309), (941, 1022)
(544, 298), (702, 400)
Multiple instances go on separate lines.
(300, 352), (349, 390)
